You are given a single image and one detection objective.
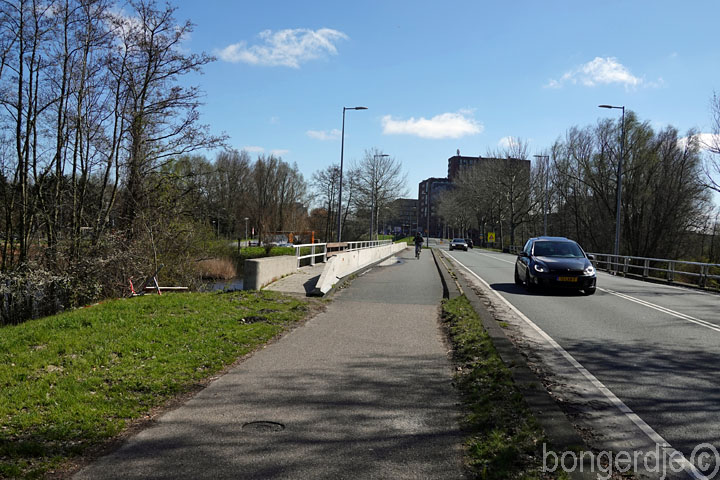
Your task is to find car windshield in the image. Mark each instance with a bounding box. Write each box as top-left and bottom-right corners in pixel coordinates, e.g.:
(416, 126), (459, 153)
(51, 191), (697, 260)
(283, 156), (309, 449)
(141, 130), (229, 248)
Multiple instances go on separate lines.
(533, 241), (584, 258)
(453, 238), (465, 242)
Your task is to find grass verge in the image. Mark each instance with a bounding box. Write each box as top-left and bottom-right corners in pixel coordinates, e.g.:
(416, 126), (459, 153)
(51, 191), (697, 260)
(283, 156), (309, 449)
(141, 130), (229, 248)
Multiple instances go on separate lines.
(0, 291), (313, 478)
(442, 295), (565, 479)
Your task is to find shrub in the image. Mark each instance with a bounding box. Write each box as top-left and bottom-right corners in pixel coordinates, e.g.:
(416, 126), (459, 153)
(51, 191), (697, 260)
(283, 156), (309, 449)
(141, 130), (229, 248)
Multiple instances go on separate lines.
(0, 268), (101, 326)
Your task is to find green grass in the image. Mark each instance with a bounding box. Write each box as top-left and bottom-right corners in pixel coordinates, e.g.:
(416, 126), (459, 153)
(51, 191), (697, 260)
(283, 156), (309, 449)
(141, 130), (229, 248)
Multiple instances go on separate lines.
(394, 236), (413, 244)
(442, 296), (563, 479)
(0, 291), (311, 478)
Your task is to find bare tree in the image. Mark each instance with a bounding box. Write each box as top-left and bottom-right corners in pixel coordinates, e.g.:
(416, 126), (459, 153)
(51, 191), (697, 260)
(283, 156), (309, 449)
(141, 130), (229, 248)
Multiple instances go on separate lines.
(0, 0), (58, 264)
(485, 139), (533, 246)
(355, 148), (407, 240)
(208, 149), (251, 236)
(451, 140), (533, 247)
(437, 188), (473, 238)
(110, 0), (225, 228)
(550, 113), (710, 258)
(310, 164), (340, 241)
(703, 92), (720, 194)
(248, 154), (306, 242)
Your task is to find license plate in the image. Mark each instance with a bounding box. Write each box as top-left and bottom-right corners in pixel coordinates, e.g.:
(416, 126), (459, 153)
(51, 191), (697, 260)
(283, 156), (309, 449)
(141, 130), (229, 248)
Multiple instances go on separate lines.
(557, 276), (577, 283)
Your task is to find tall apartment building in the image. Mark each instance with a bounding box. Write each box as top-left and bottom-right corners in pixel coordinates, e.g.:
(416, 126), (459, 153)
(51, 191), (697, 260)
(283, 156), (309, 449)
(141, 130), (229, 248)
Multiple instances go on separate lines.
(417, 153), (531, 238)
(417, 177), (453, 237)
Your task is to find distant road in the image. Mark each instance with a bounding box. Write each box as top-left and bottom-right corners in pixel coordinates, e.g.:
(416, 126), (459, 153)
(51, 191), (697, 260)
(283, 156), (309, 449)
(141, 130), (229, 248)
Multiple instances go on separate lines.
(445, 248), (720, 477)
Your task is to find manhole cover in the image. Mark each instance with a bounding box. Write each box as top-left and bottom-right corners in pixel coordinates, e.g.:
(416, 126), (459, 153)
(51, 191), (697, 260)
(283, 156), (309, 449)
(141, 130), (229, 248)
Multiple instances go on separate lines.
(242, 421), (285, 432)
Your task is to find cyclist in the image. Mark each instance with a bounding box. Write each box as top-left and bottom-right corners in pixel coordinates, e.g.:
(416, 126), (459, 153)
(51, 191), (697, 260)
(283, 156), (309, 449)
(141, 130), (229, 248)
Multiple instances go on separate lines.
(413, 231), (424, 259)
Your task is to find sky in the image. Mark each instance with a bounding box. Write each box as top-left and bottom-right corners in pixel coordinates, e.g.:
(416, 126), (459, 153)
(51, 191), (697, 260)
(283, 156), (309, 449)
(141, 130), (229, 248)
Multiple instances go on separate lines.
(169, 0), (720, 200)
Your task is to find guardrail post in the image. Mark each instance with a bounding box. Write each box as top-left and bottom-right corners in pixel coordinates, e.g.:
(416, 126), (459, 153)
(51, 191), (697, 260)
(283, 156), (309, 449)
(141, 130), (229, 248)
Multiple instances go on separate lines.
(668, 261), (675, 282)
(623, 257), (629, 276)
(310, 245), (316, 266)
(700, 264), (708, 288)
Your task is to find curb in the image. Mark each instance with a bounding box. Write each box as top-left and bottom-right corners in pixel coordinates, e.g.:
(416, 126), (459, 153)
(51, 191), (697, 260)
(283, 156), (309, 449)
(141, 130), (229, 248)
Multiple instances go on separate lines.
(434, 248), (595, 480)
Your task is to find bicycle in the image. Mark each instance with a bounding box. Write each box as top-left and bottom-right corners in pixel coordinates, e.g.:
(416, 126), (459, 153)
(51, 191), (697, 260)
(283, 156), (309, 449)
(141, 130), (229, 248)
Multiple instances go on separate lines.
(415, 244), (421, 259)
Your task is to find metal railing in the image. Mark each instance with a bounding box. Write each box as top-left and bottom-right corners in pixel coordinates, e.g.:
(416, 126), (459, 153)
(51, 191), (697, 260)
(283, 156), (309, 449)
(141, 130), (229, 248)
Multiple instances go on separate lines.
(508, 245), (523, 255)
(588, 253), (720, 290)
(293, 243), (328, 268)
(346, 239), (392, 250)
(292, 239), (393, 268)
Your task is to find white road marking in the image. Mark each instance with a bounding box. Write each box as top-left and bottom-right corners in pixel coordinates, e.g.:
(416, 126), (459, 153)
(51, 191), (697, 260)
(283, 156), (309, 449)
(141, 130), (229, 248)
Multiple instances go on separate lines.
(475, 251), (515, 265)
(446, 252), (707, 480)
(599, 288), (720, 333)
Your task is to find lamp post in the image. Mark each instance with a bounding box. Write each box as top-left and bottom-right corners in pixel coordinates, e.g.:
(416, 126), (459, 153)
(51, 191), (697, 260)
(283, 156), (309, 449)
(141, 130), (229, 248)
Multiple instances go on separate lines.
(598, 104), (626, 267)
(534, 155), (550, 236)
(337, 106), (368, 242)
(371, 153), (389, 241)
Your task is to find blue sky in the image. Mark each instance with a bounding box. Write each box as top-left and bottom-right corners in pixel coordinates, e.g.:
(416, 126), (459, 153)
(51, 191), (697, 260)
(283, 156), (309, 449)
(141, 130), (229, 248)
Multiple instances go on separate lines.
(171, 0), (720, 199)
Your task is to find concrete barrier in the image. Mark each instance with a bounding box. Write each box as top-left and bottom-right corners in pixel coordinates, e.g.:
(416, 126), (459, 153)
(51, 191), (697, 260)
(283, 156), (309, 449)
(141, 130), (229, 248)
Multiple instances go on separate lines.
(315, 242), (408, 294)
(243, 256), (298, 290)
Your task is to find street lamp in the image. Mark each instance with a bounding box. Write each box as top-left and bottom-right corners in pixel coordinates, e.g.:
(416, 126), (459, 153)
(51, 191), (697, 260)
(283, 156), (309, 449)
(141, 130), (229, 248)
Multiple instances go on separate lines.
(371, 153), (389, 241)
(598, 104), (626, 267)
(534, 155), (550, 236)
(337, 106), (368, 242)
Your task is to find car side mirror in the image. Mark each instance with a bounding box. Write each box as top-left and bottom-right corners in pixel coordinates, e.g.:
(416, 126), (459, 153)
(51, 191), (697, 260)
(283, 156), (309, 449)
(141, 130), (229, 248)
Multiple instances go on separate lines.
(518, 251), (528, 258)
(587, 254), (595, 261)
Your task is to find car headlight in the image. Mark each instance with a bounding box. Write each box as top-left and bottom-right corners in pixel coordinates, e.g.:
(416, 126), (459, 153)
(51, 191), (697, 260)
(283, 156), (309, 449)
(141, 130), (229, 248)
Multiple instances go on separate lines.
(584, 265), (595, 275)
(533, 263), (547, 273)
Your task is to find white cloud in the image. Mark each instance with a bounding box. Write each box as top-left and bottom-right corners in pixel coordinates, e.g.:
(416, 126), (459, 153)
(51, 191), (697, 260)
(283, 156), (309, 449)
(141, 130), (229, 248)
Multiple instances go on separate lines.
(240, 146), (289, 156)
(547, 57), (643, 89)
(381, 112), (483, 139)
(678, 133), (720, 151)
(243, 146), (265, 153)
(498, 136), (519, 149)
(217, 28), (348, 68)
(307, 129), (341, 141)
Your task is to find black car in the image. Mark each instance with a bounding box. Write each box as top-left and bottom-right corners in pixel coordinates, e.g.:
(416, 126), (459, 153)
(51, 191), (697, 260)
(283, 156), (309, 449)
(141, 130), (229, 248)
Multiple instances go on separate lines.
(449, 238), (468, 251)
(514, 236), (596, 295)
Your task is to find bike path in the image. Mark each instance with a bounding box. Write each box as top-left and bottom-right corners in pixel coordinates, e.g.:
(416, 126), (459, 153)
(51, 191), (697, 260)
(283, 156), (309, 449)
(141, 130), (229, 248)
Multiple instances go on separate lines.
(74, 248), (464, 479)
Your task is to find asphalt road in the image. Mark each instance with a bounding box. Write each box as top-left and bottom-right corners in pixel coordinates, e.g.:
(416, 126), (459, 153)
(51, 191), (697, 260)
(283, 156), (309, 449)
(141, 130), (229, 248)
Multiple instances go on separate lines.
(445, 247), (720, 479)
